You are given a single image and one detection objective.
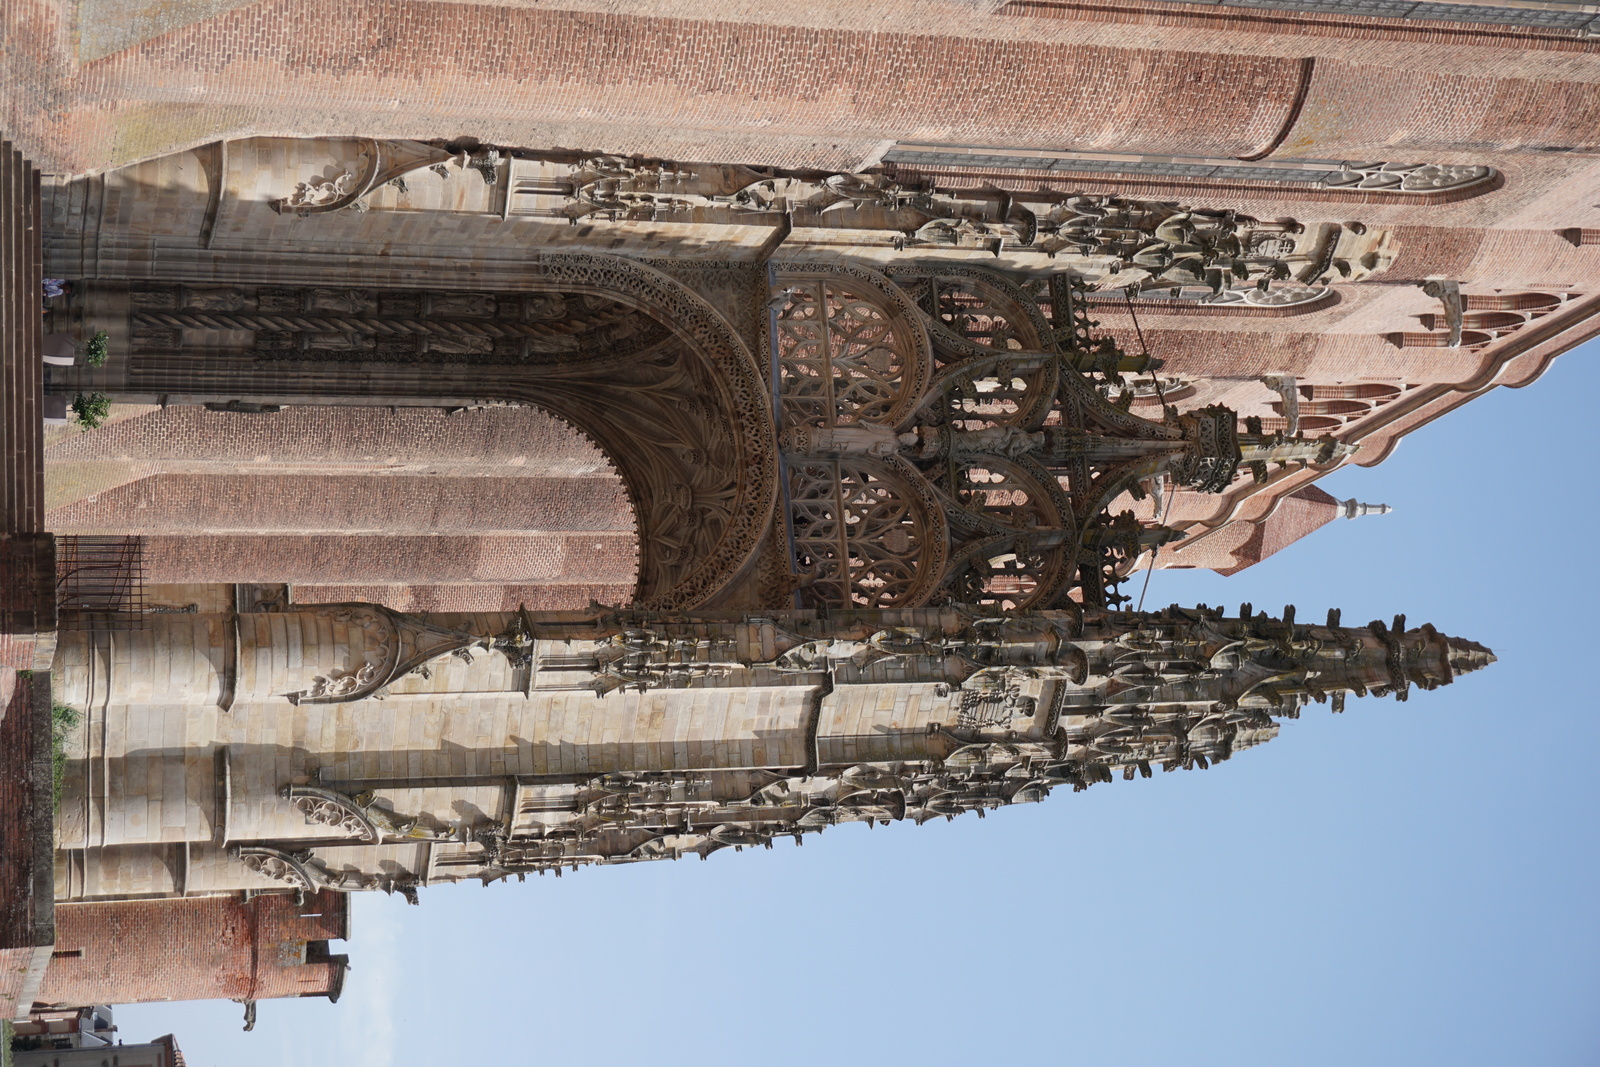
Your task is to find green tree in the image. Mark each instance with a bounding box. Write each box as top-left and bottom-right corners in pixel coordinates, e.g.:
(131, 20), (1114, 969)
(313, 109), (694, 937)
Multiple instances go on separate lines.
(84, 329), (110, 366)
(70, 391), (112, 429)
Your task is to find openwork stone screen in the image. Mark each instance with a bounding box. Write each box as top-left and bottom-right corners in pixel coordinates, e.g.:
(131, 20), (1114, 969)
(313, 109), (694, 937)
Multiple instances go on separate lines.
(776, 280), (913, 426)
(787, 458), (941, 609)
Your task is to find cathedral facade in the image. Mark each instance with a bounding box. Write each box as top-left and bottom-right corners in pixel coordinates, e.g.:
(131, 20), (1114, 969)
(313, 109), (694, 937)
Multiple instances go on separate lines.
(2, 0), (1595, 1019)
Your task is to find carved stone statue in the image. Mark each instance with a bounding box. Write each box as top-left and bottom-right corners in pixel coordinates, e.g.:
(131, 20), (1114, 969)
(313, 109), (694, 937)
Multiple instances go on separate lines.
(780, 421), (917, 457)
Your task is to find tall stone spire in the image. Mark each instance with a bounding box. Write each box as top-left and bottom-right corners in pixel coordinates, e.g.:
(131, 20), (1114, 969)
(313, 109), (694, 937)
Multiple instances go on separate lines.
(51, 601), (1492, 899)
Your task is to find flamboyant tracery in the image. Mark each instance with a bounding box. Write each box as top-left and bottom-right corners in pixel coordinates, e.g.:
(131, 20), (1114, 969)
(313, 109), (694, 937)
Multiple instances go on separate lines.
(773, 260), (1349, 613)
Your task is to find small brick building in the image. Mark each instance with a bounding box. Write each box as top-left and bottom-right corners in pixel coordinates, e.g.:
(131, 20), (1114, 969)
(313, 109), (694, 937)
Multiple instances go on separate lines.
(37, 891), (348, 1009)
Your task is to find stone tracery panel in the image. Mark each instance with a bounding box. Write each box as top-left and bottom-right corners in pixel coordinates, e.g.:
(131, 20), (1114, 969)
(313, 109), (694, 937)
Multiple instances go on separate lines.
(941, 454), (1075, 611)
(888, 263), (1065, 430)
(771, 263), (1198, 612)
(771, 261), (1351, 614)
(787, 456), (948, 609)
(775, 281), (913, 426)
(773, 262), (933, 431)
(902, 269), (1051, 352)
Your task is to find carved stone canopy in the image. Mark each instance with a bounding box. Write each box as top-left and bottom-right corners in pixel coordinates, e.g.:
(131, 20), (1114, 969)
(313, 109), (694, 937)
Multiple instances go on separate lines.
(769, 261), (1352, 613)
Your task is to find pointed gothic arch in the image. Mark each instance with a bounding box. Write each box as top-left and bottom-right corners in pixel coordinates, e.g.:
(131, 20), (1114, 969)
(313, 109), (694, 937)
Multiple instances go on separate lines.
(90, 253), (779, 610)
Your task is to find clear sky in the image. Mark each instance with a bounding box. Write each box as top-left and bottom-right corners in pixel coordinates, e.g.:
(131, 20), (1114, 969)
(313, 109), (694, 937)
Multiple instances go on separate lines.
(115, 338), (1600, 1067)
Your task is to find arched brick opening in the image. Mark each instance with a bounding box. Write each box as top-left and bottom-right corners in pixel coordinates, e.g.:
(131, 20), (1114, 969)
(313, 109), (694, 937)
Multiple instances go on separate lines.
(59, 254), (778, 610)
(1301, 383), (1400, 400)
(1386, 330), (1493, 349)
(1461, 311), (1527, 331)
(1464, 292), (1563, 312)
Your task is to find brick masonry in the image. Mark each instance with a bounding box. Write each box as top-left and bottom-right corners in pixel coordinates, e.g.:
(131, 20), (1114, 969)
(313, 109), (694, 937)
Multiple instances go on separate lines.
(137, 532), (638, 586)
(45, 405), (638, 610)
(0, 536), (56, 643)
(0, 672), (54, 1021)
(48, 473), (635, 535)
(2, 0), (1597, 175)
(38, 890), (348, 1008)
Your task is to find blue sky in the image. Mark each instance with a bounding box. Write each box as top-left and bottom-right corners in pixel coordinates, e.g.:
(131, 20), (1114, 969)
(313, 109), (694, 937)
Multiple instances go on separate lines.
(116, 338), (1600, 1067)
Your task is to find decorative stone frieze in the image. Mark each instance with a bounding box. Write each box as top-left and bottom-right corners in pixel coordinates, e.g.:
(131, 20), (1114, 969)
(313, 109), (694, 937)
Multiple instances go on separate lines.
(885, 143), (1501, 200)
(492, 150), (1394, 301)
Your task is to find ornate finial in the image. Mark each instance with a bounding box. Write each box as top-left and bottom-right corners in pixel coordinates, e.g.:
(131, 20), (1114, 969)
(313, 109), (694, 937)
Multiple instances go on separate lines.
(1340, 498), (1393, 519)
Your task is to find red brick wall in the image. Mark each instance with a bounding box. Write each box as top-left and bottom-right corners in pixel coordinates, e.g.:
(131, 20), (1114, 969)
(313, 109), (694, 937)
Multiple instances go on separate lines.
(0, 670), (51, 1019)
(38, 891), (348, 1008)
(46, 406), (638, 610)
(1087, 325), (1461, 383)
(138, 533), (638, 587)
(0, 535), (55, 637)
(1159, 485), (1341, 574)
(0, 675), (36, 949)
(68, 4), (1310, 167)
(4, 0), (1598, 173)
(45, 406), (615, 473)
(49, 473), (634, 536)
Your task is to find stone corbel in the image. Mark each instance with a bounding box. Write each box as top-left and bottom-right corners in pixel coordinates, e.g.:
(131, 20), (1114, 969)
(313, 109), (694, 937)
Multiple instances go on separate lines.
(1261, 375), (1299, 435)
